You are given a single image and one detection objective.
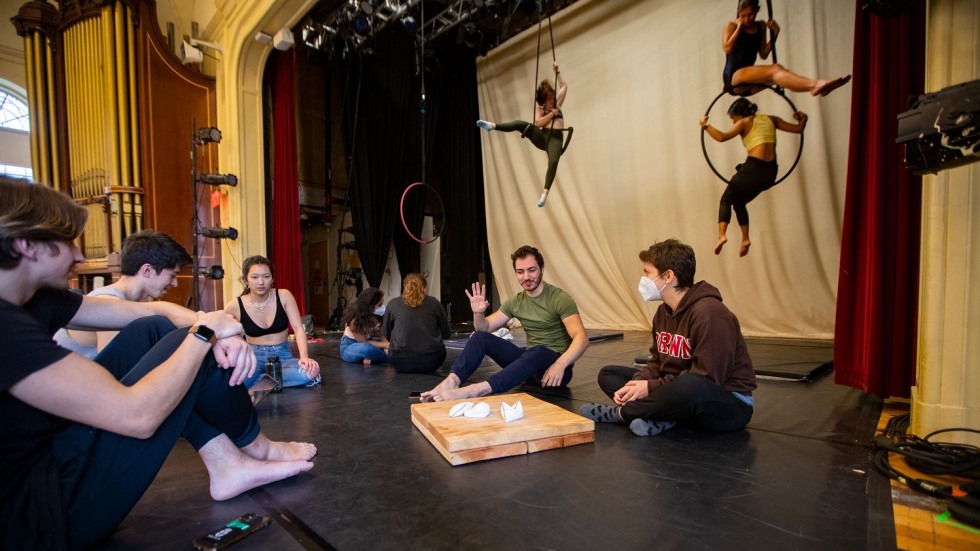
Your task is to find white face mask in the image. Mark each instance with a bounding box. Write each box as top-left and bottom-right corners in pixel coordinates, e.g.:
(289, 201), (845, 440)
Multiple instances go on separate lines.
(638, 274), (668, 302)
(373, 306), (386, 316)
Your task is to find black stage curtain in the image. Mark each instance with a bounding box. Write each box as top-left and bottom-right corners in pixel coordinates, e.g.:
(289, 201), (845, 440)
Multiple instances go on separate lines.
(429, 44), (492, 321)
(342, 31), (426, 287)
(341, 31), (490, 312)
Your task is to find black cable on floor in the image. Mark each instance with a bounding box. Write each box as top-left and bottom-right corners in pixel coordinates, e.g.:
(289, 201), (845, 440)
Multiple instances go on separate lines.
(872, 413), (980, 527)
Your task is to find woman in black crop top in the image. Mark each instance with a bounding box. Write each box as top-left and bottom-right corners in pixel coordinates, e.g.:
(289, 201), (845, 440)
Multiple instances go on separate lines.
(723, 0), (850, 97)
(476, 59), (568, 207)
(224, 256), (320, 389)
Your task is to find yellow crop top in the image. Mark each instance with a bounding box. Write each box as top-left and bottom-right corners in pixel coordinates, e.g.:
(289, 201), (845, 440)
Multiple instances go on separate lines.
(741, 114), (776, 151)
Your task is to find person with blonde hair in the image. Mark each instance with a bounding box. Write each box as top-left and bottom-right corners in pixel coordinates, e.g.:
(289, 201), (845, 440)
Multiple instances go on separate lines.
(382, 273), (451, 373)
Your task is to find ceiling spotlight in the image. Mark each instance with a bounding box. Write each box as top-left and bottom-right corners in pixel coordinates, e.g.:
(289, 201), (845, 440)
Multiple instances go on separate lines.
(353, 13), (371, 36)
(401, 16), (418, 34)
(195, 127), (222, 144)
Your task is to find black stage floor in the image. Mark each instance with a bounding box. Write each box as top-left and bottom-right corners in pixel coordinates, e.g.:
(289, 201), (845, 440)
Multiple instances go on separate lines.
(102, 331), (895, 550)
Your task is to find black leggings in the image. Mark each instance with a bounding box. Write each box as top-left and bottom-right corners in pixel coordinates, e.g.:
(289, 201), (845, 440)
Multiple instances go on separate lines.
(598, 366), (753, 432)
(55, 317), (259, 549)
(495, 120), (565, 190)
(719, 157), (778, 225)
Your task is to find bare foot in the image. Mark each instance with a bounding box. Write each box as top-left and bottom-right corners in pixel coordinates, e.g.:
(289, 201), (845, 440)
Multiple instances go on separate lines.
(429, 382), (492, 402)
(714, 236), (728, 255)
(242, 433), (317, 462)
(362, 359), (372, 365)
(199, 434), (314, 501)
(813, 75), (851, 97)
(739, 240), (751, 257)
(209, 456), (313, 501)
(420, 374), (460, 402)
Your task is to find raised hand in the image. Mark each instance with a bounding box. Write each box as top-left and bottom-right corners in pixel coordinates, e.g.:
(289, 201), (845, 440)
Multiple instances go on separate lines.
(465, 282), (490, 314)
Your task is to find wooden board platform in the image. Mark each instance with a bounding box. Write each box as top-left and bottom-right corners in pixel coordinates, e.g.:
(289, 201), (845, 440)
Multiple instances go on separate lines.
(411, 393), (594, 466)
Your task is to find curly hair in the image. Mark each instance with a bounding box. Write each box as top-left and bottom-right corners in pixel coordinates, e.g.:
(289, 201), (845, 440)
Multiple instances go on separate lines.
(402, 273), (427, 308)
(535, 80), (556, 107)
(342, 287), (384, 336)
(0, 176), (87, 270)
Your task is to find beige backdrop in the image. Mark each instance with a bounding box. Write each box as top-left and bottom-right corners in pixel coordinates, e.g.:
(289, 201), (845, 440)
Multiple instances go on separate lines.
(477, 0), (854, 337)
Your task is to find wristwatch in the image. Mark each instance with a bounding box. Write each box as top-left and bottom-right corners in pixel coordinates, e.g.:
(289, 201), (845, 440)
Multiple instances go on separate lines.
(188, 324), (217, 345)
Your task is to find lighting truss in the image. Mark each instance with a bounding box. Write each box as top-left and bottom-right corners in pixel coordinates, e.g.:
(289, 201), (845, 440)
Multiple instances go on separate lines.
(301, 0), (491, 53)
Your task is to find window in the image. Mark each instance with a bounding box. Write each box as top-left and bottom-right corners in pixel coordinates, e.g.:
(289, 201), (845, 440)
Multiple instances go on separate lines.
(0, 89), (29, 132)
(0, 163), (33, 180)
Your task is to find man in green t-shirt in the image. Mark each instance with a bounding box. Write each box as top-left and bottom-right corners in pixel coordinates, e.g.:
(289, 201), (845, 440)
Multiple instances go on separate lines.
(421, 245), (589, 402)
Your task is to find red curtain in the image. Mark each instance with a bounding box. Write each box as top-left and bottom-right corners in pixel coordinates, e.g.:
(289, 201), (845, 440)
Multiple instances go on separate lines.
(834, 2), (925, 397)
(270, 49), (305, 316)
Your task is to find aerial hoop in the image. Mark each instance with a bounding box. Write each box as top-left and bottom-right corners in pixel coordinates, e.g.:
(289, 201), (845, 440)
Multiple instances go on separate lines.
(400, 182), (445, 245)
(700, 85), (804, 186)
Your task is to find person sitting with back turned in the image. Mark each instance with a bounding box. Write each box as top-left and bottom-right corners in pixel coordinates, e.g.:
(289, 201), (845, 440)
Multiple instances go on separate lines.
(581, 239), (756, 436)
(421, 245), (589, 402)
(0, 177), (314, 549)
(383, 273), (451, 373)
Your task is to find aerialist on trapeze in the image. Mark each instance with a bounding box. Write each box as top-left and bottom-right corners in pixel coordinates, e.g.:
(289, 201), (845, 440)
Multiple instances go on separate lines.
(477, 60), (569, 208)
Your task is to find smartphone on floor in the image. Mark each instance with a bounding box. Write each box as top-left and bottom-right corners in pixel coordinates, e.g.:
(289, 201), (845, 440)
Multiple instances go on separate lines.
(191, 512), (271, 550)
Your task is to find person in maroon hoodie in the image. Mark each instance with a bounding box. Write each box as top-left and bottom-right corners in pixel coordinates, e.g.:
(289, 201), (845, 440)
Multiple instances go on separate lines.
(581, 239), (756, 436)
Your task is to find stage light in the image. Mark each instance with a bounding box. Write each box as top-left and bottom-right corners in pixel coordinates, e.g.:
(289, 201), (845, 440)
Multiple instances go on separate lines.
(897, 79), (980, 175)
(353, 13), (371, 36)
(195, 127), (222, 144)
(197, 226), (239, 240)
(401, 16), (418, 34)
(462, 23), (482, 49)
(197, 173), (238, 187)
(197, 265), (225, 280)
(359, 0), (376, 16)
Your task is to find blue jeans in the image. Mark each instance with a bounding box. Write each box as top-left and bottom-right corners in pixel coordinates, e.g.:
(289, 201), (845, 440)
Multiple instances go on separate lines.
(244, 341), (320, 388)
(339, 336), (389, 363)
(451, 331), (573, 394)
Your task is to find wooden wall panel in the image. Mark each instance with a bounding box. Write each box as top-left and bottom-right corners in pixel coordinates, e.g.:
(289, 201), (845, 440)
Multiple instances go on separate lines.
(136, 1), (222, 310)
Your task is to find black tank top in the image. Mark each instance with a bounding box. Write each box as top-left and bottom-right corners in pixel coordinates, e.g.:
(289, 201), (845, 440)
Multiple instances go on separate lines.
(723, 23), (764, 83)
(238, 289), (289, 337)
